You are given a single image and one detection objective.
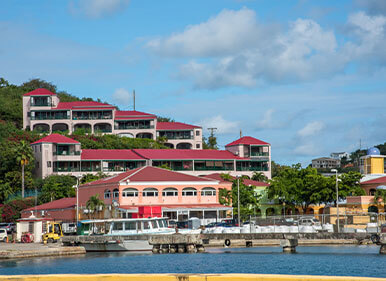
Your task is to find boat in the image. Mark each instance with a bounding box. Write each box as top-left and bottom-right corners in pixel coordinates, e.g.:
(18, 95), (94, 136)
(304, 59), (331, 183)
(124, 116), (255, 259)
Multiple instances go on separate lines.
(73, 217), (175, 252)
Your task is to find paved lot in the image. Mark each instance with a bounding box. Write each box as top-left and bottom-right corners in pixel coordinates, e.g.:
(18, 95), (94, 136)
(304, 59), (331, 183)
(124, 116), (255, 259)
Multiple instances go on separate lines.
(0, 242), (61, 251)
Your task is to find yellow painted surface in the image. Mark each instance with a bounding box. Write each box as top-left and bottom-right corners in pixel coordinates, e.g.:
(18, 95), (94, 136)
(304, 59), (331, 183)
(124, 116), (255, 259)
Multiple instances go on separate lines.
(0, 274), (385, 281)
(371, 157), (384, 174)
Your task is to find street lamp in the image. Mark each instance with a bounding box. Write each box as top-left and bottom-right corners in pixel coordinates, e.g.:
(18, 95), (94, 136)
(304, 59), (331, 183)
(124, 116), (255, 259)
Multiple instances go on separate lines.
(331, 169), (339, 233)
(74, 175), (82, 226)
(236, 175), (241, 228)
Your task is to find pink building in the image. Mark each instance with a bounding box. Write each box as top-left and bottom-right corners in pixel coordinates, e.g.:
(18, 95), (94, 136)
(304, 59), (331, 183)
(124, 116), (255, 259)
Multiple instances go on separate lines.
(78, 166), (233, 224)
(23, 88), (202, 149)
(31, 134), (271, 179)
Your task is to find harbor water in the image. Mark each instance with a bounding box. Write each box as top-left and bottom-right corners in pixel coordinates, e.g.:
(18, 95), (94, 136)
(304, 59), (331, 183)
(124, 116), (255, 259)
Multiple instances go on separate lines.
(0, 246), (385, 278)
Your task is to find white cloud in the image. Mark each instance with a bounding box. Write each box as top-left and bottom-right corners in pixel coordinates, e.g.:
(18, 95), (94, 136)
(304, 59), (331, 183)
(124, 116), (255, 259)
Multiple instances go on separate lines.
(200, 115), (239, 134)
(147, 8), (386, 90)
(297, 121), (325, 138)
(111, 88), (131, 106)
(69, 0), (130, 18)
(147, 8), (265, 57)
(294, 143), (319, 156)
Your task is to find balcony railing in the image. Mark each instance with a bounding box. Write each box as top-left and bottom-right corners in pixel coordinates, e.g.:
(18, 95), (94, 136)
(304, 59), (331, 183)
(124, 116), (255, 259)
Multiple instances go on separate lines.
(160, 135), (193, 140)
(31, 116), (69, 120)
(53, 151), (81, 156)
(81, 167), (101, 172)
(73, 116), (112, 120)
(236, 167), (269, 171)
(30, 102), (52, 107)
(53, 167), (80, 172)
(94, 129), (112, 133)
(194, 166), (234, 171)
(114, 125), (154, 130)
(250, 152), (269, 157)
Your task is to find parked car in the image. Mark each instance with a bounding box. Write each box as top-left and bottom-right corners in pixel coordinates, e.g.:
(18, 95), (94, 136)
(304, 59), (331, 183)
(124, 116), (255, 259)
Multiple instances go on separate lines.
(0, 222), (16, 233)
(221, 218), (239, 227)
(298, 217), (321, 227)
(62, 222), (77, 235)
(205, 222), (224, 228)
(0, 229), (7, 242)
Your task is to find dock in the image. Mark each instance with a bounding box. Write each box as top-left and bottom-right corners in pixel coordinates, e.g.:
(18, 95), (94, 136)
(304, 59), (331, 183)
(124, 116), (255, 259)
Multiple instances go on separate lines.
(0, 243), (85, 259)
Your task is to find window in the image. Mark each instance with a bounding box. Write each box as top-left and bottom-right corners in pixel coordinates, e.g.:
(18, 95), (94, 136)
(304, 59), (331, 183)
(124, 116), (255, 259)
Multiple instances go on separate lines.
(151, 220), (157, 229)
(124, 221), (136, 230)
(104, 189), (111, 199)
(196, 144), (200, 149)
(122, 188), (138, 197)
(162, 188), (178, 197)
(143, 221), (151, 229)
(182, 187), (197, 196)
(143, 188), (158, 197)
(112, 222), (123, 231)
(47, 161), (51, 168)
(196, 130), (200, 136)
(113, 188), (119, 198)
(36, 161), (39, 168)
(201, 187), (216, 196)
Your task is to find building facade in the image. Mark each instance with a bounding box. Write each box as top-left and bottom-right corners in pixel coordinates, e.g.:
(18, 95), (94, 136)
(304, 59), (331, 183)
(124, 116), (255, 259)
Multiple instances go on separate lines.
(78, 166), (233, 225)
(311, 157), (341, 169)
(23, 88), (202, 149)
(31, 134), (271, 179)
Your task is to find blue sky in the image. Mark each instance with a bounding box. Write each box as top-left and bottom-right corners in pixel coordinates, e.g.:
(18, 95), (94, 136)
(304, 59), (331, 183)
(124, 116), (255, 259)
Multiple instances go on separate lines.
(1, 0), (386, 166)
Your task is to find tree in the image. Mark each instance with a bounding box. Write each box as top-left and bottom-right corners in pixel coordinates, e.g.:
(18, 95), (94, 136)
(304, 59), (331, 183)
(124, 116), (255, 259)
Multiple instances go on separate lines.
(374, 189), (386, 204)
(157, 116), (175, 122)
(86, 194), (105, 219)
(13, 140), (34, 198)
(39, 175), (76, 203)
(251, 172), (268, 182)
(219, 188), (232, 206)
(21, 78), (57, 93)
(80, 173), (108, 184)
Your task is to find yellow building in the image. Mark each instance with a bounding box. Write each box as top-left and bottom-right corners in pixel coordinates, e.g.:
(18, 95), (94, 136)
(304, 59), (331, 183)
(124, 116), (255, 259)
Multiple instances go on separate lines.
(360, 147), (385, 175)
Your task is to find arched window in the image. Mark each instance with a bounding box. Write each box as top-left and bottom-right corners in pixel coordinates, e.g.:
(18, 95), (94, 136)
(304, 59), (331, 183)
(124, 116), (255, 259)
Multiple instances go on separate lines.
(201, 187), (216, 196)
(369, 189), (376, 196)
(122, 188), (138, 197)
(162, 188), (178, 197)
(143, 188), (158, 197)
(113, 188), (119, 198)
(182, 187), (197, 196)
(104, 189), (111, 199)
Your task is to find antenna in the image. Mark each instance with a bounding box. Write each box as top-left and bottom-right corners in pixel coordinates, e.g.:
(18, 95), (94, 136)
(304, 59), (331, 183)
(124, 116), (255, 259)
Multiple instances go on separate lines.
(133, 90), (136, 111)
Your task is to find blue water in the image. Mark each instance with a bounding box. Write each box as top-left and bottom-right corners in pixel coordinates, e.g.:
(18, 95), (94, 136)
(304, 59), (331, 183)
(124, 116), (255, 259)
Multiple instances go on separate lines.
(0, 246), (385, 277)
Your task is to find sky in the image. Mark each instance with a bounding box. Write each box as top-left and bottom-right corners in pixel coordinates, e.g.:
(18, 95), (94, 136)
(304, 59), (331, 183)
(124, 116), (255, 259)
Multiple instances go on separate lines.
(1, 0), (386, 166)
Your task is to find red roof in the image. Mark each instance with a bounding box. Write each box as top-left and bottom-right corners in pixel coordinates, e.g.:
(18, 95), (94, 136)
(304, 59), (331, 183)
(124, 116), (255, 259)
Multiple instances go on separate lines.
(133, 149), (241, 160)
(226, 136), (270, 147)
(23, 197), (76, 211)
(115, 110), (156, 120)
(361, 176), (386, 185)
(31, 134), (80, 145)
(204, 173), (269, 186)
(157, 122), (201, 130)
(81, 166), (216, 186)
(81, 149), (146, 160)
(54, 101), (116, 110)
(23, 88), (57, 96)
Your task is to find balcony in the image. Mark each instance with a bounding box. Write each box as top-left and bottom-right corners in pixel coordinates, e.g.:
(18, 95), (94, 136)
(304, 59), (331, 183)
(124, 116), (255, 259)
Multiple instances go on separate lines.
(250, 152), (269, 157)
(236, 166), (269, 171)
(115, 125), (154, 130)
(30, 102), (52, 107)
(53, 151), (81, 156)
(53, 167), (80, 172)
(73, 116), (112, 120)
(31, 116), (69, 120)
(81, 166), (101, 172)
(194, 166), (234, 171)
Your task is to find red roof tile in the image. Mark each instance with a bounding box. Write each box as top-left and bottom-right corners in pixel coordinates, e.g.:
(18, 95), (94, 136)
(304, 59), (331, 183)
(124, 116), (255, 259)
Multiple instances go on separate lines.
(361, 176), (386, 185)
(157, 122), (201, 130)
(31, 134), (80, 145)
(226, 136), (270, 146)
(133, 149), (241, 160)
(81, 149), (146, 160)
(114, 110), (156, 120)
(54, 101), (116, 110)
(81, 166), (216, 186)
(23, 88), (57, 96)
(23, 197), (76, 211)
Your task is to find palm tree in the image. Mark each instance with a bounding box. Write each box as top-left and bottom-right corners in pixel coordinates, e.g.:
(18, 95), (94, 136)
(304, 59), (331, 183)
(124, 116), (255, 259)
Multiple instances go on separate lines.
(251, 172), (268, 182)
(13, 141), (34, 198)
(86, 194), (105, 219)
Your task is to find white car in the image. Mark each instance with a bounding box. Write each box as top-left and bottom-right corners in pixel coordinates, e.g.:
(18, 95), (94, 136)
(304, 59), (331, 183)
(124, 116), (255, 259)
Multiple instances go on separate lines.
(0, 229), (7, 242)
(298, 217), (321, 227)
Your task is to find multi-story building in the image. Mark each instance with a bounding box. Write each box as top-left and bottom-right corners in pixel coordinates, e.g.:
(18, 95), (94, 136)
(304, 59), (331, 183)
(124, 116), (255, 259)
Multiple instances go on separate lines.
(330, 152), (350, 160)
(23, 88), (202, 149)
(31, 134), (271, 179)
(311, 157), (340, 169)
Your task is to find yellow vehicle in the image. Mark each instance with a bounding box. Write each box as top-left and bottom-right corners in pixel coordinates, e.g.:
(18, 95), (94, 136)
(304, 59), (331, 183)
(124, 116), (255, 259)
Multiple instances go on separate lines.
(42, 222), (63, 243)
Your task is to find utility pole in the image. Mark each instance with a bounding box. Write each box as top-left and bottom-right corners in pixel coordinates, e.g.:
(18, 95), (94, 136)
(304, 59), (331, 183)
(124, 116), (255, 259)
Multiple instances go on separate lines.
(133, 90), (136, 111)
(240, 129), (242, 138)
(208, 127), (217, 135)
